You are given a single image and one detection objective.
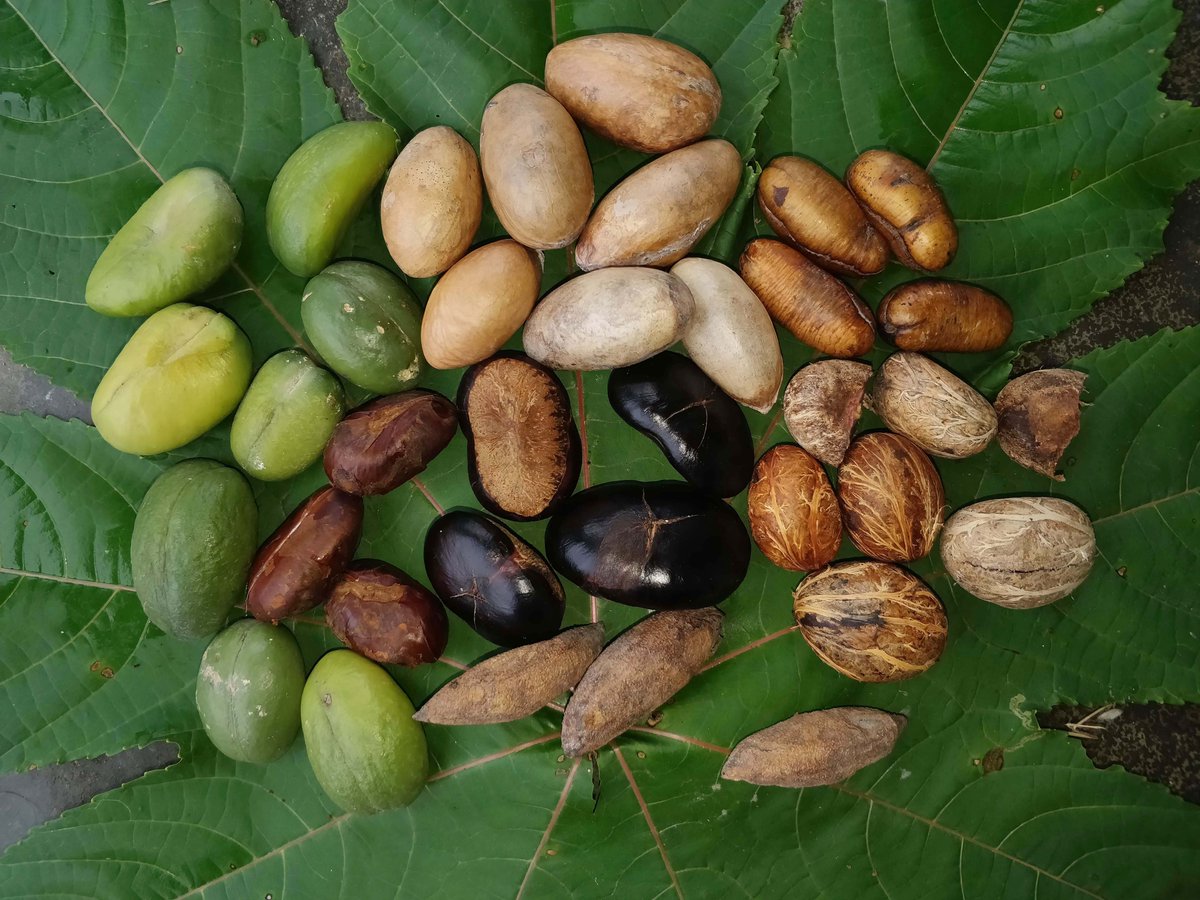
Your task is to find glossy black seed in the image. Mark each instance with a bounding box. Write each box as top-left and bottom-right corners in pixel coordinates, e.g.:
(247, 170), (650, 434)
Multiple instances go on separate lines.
(545, 481), (751, 610)
(608, 351), (753, 498)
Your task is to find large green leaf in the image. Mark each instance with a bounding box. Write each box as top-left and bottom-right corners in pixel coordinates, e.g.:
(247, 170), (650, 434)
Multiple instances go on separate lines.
(2, 0), (1200, 897)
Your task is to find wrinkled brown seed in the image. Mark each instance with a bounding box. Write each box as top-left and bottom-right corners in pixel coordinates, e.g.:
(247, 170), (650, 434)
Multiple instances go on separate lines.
(995, 369), (1086, 480)
(877, 280), (1013, 353)
(561, 608), (723, 757)
(721, 707), (906, 788)
(326, 560), (448, 667)
(782, 360), (872, 467)
(415, 624), (605, 725)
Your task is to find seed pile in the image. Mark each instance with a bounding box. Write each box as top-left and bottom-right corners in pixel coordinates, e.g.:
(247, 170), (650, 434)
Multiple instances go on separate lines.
(85, 31), (1098, 810)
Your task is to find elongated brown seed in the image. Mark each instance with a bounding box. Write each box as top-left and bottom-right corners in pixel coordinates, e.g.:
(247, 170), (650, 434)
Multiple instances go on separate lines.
(838, 432), (945, 563)
(414, 624), (605, 725)
(758, 156), (888, 277)
(561, 608), (723, 756)
(878, 280), (1013, 352)
(994, 369), (1086, 480)
(793, 561), (946, 682)
(845, 149), (957, 271)
(721, 707), (906, 788)
(739, 238), (876, 357)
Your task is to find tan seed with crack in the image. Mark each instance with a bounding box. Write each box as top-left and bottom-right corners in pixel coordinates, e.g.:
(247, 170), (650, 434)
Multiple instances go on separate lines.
(721, 707), (906, 787)
(414, 624), (605, 725)
(561, 608), (723, 757)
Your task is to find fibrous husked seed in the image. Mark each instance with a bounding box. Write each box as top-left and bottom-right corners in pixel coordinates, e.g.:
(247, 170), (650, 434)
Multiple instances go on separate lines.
(739, 238), (876, 358)
(459, 353), (581, 520)
(793, 561), (947, 682)
(326, 560), (449, 667)
(246, 486), (363, 624)
(838, 432), (944, 563)
(994, 369), (1086, 480)
(940, 497), (1096, 608)
(424, 510), (565, 647)
(783, 360), (872, 467)
(671, 257), (784, 413)
(877, 280), (1013, 353)
(845, 149), (957, 272)
(757, 156), (888, 277)
(608, 351), (753, 498)
(747, 444), (842, 572)
(561, 608), (723, 756)
(415, 624), (605, 725)
(871, 352), (996, 458)
(545, 33), (720, 154)
(576, 139), (742, 271)
(721, 707), (906, 788)
(324, 390), (459, 496)
(480, 84), (593, 250)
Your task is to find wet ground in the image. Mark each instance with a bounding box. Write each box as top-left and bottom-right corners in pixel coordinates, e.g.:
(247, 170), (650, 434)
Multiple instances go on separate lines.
(1, 0), (1198, 854)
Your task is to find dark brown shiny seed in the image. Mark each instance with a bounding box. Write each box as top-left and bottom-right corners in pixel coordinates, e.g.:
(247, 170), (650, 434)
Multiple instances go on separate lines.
(878, 280), (1013, 352)
(757, 156), (888, 277)
(323, 389), (458, 496)
(838, 432), (944, 563)
(246, 486), (363, 623)
(739, 238), (876, 358)
(326, 560), (448, 667)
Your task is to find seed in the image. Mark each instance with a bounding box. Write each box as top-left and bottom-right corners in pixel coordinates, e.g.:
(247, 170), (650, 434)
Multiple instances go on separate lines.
(782, 360), (872, 467)
(994, 369), (1086, 480)
(747, 444), (841, 572)
(877, 279), (1013, 352)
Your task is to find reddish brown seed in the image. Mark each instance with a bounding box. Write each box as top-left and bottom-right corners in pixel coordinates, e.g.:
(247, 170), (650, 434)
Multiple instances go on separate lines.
(721, 707), (906, 788)
(246, 486), (363, 623)
(458, 353), (581, 520)
(748, 444), (842, 572)
(739, 238), (876, 358)
(326, 560), (448, 667)
(994, 369), (1087, 480)
(878, 280), (1013, 352)
(324, 390), (458, 496)
(793, 561), (947, 682)
(845, 150), (957, 272)
(838, 432), (944, 563)
(782, 360), (872, 467)
(757, 156), (888, 277)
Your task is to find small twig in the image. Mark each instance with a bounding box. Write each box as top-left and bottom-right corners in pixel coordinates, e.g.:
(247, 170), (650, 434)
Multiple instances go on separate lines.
(1065, 704), (1116, 740)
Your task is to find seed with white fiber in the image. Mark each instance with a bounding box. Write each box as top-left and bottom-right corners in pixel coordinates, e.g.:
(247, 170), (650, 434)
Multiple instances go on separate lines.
(871, 352), (996, 458)
(940, 497), (1096, 609)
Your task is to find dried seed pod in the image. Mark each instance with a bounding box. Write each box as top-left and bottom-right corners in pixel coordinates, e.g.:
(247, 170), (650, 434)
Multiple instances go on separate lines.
(995, 369), (1086, 480)
(671, 257), (783, 413)
(608, 352), (753, 498)
(414, 624), (605, 725)
(380, 126), (482, 278)
(845, 149), (957, 272)
(838, 432), (944, 563)
(424, 511), (565, 647)
(721, 707), (906, 788)
(561, 608), (723, 756)
(421, 240), (542, 370)
(459, 352), (581, 520)
(523, 268), (695, 370)
(326, 560), (448, 667)
(782, 360), (872, 467)
(940, 497), (1096, 609)
(878, 280), (1013, 352)
(545, 33), (720, 154)
(246, 487), (364, 623)
(575, 140), (742, 271)
(871, 352), (996, 458)
(757, 156), (888, 277)
(324, 390), (459, 496)
(793, 561), (947, 682)
(480, 83), (593, 250)
(739, 238), (876, 358)
(747, 444), (842, 572)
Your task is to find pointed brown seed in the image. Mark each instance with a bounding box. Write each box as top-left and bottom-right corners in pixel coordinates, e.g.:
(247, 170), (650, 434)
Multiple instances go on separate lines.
(561, 608), (723, 757)
(721, 707), (906, 788)
(414, 624), (605, 725)
(994, 369), (1086, 480)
